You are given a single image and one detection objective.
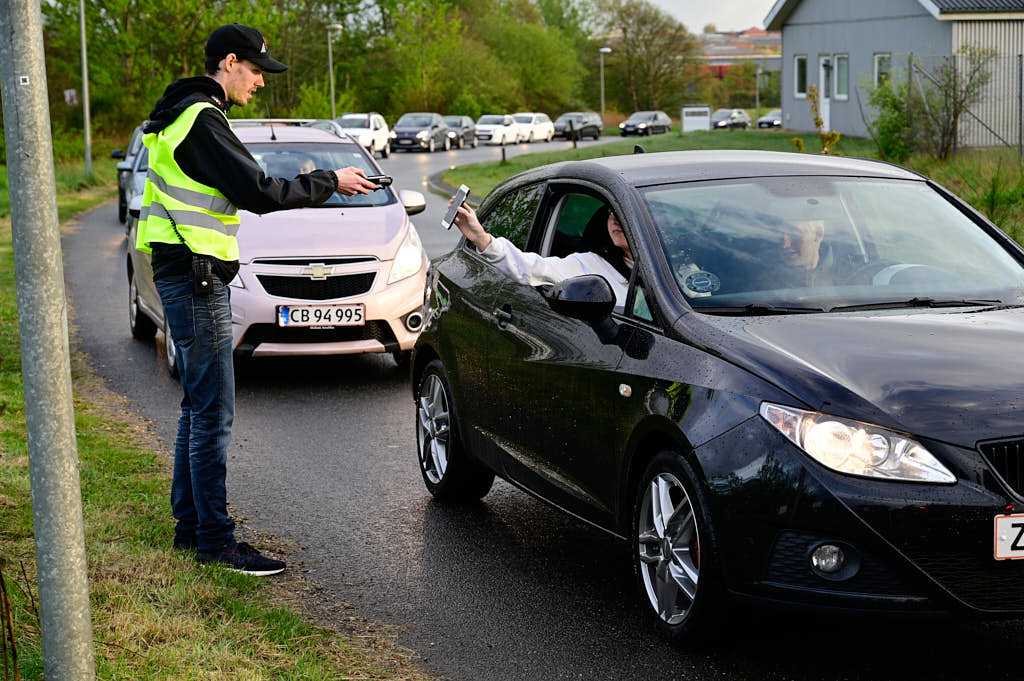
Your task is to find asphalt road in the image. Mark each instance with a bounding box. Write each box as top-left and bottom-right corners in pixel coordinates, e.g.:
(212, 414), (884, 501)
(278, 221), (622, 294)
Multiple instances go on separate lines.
(63, 136), (1023, 681)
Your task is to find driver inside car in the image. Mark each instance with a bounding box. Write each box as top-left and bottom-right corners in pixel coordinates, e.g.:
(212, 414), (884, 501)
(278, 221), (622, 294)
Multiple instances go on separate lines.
(453, 201), (635, 308)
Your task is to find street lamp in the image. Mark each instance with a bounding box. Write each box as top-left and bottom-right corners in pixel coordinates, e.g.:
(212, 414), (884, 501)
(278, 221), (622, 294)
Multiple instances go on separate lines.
(326, 23), (343, 120)
(79, 0), (92, 176)
(599, 46), (612, 122)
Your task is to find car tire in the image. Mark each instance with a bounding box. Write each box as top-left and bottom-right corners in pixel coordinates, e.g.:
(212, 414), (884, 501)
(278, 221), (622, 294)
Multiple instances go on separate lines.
(633, 450), (727, 649)
(128, 274), (157, 341)
(163, 317), (180, 380)
(415, 359), (494, 503)
(428, 138), (436, 153)
(528, 132), (534, 143)
(444, 136), (451, 152)
(457, 136), (464, 150)
(471, 137), (478, 148)
(118, 188), (127, 224)
(382, 142), (391, 158)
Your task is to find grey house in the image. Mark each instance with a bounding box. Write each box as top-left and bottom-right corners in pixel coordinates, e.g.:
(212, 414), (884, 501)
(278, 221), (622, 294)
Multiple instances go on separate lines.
(765, 0), (1024, 142)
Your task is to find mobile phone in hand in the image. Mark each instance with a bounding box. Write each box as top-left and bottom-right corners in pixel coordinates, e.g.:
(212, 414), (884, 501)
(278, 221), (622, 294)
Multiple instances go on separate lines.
(365, 174), (393, 188)
(441, 184), (470, 230)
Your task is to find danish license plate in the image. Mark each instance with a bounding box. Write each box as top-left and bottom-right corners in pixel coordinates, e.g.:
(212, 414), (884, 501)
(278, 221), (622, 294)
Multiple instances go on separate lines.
(277, 304), (364, 328)
(398, 139), (413, 145)
(994, 514), (1024, 560)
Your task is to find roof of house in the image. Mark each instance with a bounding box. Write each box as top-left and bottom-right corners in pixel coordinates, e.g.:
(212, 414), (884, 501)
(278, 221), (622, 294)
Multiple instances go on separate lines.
(765, 0), (1024, 30)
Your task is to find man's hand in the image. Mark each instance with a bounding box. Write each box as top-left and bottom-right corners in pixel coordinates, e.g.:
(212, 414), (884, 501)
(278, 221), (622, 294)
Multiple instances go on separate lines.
(334, 167), (377, 195)
(452, 202), (492, 252)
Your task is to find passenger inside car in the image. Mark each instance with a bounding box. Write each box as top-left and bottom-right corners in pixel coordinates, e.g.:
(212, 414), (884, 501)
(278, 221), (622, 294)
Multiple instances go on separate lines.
(453, 199), (636, 308)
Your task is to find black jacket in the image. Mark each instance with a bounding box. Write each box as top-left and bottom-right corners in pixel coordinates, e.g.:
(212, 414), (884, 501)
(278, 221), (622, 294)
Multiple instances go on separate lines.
(143, 76), (339, 281)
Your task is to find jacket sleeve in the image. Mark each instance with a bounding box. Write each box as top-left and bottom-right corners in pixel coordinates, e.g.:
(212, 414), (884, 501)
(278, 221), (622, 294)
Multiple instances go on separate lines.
(174, 109), (339, 215)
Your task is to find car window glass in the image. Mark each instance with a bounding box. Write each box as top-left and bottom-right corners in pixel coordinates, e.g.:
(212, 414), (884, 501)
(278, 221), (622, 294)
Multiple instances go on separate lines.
(547, 193), (607, 258)
(134, 146), (149, 172)
(479, 184), (545, 251)
(631, 278), (654, 322)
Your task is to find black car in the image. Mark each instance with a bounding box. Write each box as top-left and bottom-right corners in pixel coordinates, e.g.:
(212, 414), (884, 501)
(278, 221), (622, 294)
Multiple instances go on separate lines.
(111, 124), (144, 224)
(554, 111), (603, 140)
(757, 109), (783, 128)
(620, 111), (671, 136)
(711, 108), (752, 130)
(443, 115), (478, 149)
(390, 112), (451, 152)
(412, 150), (1024, 646)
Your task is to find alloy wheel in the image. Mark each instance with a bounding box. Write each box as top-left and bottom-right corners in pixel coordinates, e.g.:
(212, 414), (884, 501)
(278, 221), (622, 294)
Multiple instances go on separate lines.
(129, 278), (139, 330)
(637, 472), (701, 625)
(444, 136), (451, 151)
(417, 374), (450, 484)
(163, 318), (178, 378)
(429, 138), (436, 153)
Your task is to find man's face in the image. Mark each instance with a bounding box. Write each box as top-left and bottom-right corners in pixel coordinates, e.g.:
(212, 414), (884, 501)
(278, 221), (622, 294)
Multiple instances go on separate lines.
(220, 55), (264, 106)
(781, 219), (825, 270)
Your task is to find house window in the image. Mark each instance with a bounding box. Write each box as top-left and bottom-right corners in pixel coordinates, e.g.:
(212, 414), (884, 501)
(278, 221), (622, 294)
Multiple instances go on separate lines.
(794, 55), (807, 99)
(874, 53), (892, 87)
(835, 54), (849, 100)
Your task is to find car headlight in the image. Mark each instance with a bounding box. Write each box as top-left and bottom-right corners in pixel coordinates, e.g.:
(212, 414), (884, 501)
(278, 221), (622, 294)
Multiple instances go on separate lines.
(638, 123), (647, 129)
(389, 130), (396, 139)
(759, 403), (956, 484)
(447, 131), (456, 138)
(416, 130), (429, 140)
(618, 122), (626, 128)
(228, 273), (244, 289)
(388, 224), (424, 284)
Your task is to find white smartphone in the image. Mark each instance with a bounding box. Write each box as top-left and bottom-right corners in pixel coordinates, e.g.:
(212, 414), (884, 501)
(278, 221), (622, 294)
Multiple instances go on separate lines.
(441, 184), (471, 230)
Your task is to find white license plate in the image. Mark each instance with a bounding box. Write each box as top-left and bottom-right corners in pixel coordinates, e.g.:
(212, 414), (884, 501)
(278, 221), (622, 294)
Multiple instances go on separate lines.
(994, 514), (1024, 560)
(398, 139), (413, 144)
(276, 304), (364, 328)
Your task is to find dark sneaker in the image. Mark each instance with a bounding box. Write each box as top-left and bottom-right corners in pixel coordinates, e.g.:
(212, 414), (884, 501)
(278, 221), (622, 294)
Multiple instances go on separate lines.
(197, 541), (286, 576)
(173, 533), (197, 551)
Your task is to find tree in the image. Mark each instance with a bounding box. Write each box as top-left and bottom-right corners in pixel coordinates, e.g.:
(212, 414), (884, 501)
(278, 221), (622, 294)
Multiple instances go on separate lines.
(596, 0), (699, 112)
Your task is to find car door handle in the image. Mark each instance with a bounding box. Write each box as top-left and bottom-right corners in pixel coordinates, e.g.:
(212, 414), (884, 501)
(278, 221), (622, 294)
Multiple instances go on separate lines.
(494, 305), (513, 327)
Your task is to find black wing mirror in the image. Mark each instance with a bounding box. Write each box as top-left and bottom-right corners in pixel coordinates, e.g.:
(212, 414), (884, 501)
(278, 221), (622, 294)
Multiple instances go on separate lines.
(111, 149), (125, 159)
(541, 274), (615, 322)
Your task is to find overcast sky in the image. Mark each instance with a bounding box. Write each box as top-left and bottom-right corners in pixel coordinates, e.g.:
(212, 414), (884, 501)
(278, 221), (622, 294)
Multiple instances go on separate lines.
(649, 0), (780, 32)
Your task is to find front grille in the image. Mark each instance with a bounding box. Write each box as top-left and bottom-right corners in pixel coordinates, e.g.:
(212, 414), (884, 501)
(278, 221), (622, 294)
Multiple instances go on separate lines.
(766, 531), (924, 597)
(253, 257), (375, 266)
(979, 438), (1024, 497)
(256, 273), (375, 300)
(241, 322), (395, 346)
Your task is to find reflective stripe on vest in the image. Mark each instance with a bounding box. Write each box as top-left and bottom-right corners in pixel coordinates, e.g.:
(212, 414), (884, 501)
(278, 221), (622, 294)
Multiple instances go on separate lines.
(136, 101), (240, 261)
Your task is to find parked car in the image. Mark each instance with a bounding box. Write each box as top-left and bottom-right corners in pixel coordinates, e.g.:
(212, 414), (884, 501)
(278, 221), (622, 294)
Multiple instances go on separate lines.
(111, 124), (144, 224)
(443, 115), (478, 149)
(473, 114), (518, 145)
(328, 112), (391, 158)
(412, 150), (1024, 646)
(390, 112), (451, 152)
(127, 122), (429, 374)
(757, 109), (783, 128)
(121, 144), (148, 236)
(512, 112), (555, 143)
(553, 111), (603, 140)
(712, 108), (752, 129)
(619, 110), (672, 136)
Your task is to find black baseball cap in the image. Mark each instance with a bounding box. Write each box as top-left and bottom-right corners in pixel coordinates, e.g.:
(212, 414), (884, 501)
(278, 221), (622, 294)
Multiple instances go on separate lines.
(206, 24), (288, 73)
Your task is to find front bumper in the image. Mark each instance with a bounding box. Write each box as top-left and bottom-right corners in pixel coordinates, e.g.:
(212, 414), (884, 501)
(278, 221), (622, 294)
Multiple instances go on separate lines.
(696, 416), (1024, 616)
(393, 136), (430, 149)
(229, 258), (428, 359)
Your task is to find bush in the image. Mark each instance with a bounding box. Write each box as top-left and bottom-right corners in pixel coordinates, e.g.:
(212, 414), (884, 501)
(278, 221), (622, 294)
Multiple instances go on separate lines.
(867, 81), (913, 163)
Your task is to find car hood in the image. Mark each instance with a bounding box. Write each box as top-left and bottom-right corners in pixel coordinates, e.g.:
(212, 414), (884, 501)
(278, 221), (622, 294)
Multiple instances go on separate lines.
(692, 307), (1024, 448)
(474, 124), (504, 131)
(394, 126), (428, 133)
(236, 203), (407, 263)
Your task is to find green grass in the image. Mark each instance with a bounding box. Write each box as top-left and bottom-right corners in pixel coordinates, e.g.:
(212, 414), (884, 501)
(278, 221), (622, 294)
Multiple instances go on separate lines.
(0, 162), (428, 679)
(0, 157), (118, 221)
(444, 129), (1023, 238)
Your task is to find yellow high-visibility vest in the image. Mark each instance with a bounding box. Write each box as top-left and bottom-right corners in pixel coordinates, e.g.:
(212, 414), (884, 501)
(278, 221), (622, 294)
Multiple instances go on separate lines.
(136, 101), (240, 261)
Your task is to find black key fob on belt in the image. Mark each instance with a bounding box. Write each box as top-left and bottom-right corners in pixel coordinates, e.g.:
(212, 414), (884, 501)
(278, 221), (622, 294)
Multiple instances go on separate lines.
(192, 255), (214, 296)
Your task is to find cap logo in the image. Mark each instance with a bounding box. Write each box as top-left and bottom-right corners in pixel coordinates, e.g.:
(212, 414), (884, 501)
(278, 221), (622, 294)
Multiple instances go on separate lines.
(261, 41), (267, 53)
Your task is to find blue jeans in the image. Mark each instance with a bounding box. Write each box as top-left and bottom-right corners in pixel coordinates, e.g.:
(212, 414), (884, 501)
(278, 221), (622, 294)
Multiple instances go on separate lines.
(155, 273), (236, 553)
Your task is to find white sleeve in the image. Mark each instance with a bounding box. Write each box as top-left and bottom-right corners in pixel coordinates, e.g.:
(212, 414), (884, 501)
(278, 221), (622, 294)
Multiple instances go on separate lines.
(478, 237), (593, 287)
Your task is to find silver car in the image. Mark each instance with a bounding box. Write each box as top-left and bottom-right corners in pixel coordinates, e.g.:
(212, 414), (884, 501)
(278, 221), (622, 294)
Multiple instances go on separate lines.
(126, 122), (429, 376)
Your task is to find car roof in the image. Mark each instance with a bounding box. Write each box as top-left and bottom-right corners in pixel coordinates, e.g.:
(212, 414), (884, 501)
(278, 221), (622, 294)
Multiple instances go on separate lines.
(495, 150), (923, 192)
(233, 125), (353, 144)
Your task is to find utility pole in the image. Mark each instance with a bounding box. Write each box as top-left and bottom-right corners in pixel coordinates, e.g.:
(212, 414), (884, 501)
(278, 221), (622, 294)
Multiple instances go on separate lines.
(79, 0), (91, 176)
(599, 46), (612, 123)
(755, 64), (762, 113)
(0, 0), (96, 679)
(327, 23), (343, 120)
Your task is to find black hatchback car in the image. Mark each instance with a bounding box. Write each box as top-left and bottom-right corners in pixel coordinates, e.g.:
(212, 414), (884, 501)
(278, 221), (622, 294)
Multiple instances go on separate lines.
(391, 112), (451, 152)
(443, 115), (478, 149)
(554, 111), (603, 140)
(620, 111), (672, 136)
(412, 151), (1024, 645)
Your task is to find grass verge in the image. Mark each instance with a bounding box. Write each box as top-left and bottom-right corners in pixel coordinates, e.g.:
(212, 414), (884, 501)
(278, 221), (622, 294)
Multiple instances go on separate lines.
(444, 130), (1023, 238)
(0, 164), (428, 679)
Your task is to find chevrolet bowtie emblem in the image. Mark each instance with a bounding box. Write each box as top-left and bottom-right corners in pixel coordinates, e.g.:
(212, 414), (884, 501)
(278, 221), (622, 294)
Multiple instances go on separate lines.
(304, 263), (332, 280)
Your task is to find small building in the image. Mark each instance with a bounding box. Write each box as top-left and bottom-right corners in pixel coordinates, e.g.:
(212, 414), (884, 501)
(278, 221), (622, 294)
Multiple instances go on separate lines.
(765, 0), (1024, 143)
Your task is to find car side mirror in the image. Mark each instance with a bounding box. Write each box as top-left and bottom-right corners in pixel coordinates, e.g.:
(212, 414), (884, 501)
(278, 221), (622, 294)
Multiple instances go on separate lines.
(128, 195), (143, 220)
(399, 189), (426, 216)
(542, 274), (615, 322)
(111, 149), (125, 159)
(116, 161), (132, 172)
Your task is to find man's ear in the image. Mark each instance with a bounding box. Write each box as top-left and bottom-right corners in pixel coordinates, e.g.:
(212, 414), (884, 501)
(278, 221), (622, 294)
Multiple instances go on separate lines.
(222, 53), (237, 72)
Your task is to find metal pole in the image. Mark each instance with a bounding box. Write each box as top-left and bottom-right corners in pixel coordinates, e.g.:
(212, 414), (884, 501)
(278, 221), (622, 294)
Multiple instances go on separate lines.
(78, 0), (91, 176)
(756, 65), (762, 114)
(327, 29), (336, 120)
(599, 52), (606, 120)
(0, 0), (96, 678)
(1018, 53), (1022, 161)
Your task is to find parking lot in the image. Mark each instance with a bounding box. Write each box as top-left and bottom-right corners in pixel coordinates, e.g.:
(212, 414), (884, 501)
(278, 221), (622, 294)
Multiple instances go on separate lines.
(64, 140), (1024, 681)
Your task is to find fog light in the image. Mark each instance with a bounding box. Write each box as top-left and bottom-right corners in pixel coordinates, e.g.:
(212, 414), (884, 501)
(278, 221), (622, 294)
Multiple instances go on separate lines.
(405, 312), (424, 332)
(810, 544), (845, 574)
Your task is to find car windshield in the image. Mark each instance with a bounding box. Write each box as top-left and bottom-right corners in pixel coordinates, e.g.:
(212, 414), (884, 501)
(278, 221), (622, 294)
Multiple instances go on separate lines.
(477, 115), (505, 125)
(514, 115), (533, 124)
(644, 176), (1024, 312)
(443, 116), (463, 127)
(765, 110), (781, 117)
(627, 112), (655, 122)
(338, 115), (369, 129)
(556, 113), (582, 123)
(711, 110), (733, 121)
(245, 143), (393, 208)
(396, 114), (432, 128)
(135, 147), (148, 172)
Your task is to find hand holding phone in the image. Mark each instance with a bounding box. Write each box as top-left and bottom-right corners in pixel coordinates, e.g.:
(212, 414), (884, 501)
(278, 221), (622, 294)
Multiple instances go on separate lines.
(441, 184), (470, 230)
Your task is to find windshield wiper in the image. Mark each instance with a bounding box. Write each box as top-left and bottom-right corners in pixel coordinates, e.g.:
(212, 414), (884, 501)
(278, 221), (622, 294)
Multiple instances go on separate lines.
(696, 303), (826, 316)
(828, 297), (1002, 312)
